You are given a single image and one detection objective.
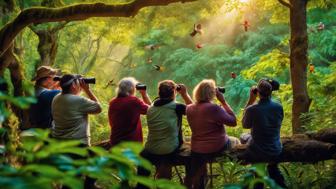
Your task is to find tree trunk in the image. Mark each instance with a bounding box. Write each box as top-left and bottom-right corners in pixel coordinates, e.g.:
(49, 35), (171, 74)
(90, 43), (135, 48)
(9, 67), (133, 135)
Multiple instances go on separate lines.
(289, 0), (311, 134)
(5, 46), (31, 129)
(34, 30), (59, 67)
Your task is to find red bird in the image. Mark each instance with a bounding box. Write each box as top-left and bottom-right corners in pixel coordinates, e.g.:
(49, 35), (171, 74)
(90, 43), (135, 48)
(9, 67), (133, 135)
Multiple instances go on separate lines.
(196, 43), (203, 49)
(231, 72), (237, 79)
(309, 64), (315, 73)
(242, 20), (250, 32)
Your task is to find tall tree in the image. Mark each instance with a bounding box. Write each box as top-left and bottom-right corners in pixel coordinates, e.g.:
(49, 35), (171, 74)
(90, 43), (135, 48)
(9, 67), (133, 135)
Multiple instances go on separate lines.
(278, 0), (311, 134)
(26, 0), (67, 67)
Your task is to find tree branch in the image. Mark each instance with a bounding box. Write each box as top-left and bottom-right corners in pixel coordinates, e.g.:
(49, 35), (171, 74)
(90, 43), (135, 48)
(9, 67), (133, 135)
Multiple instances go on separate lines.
(277, 0), (291, 8)
(0, 0), (196, 58)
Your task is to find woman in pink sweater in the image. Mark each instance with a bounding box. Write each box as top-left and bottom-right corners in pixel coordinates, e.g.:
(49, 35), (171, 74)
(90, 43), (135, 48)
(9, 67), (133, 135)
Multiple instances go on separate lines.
(185, 79), (239, 189)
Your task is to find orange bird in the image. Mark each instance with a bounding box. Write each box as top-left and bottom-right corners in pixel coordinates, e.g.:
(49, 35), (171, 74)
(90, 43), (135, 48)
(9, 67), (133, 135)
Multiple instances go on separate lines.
(242, 20), (250, 32)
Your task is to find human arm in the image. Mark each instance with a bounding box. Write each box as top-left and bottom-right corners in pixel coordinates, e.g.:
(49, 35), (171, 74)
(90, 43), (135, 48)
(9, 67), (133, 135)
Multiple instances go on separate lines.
(216, 89), (237, 126)
(138, 89), (151, 105)
(79, 80), (102, 114)
(242, 87), (257, 129)
(177, 84), (193, 105)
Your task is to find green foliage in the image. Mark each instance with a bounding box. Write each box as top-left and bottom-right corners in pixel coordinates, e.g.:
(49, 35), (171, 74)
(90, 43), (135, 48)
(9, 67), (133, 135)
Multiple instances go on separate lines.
(224, 163), (282, 189)
(0, 129), (183, 189)
(280, 162), (336, 189)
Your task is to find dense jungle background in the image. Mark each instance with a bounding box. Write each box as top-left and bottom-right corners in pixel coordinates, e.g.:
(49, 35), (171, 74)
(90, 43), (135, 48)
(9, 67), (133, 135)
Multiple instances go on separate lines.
(0, 0), (335, 188)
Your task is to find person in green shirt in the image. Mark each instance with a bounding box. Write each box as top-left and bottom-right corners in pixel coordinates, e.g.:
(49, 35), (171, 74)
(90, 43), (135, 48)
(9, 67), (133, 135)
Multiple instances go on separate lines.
(141, 80), (193, 180)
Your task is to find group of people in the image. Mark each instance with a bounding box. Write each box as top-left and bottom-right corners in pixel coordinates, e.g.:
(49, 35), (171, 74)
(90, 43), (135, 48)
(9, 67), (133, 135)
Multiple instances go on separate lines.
(29, 66), (286, 189)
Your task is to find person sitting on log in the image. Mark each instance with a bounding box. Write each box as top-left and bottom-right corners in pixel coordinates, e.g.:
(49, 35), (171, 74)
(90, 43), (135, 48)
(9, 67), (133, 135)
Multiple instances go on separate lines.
(138, 80), (193, 182)
(108, 77), (151, 147)
(185, 79), (239, 189)
(29, 66), (61, 129)
(51, 74), (102, 146)
(241, 79), (286, 188)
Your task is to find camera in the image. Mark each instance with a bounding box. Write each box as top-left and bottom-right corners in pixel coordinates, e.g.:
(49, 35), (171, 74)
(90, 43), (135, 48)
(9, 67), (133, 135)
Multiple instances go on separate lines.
(217, 87), (225, 93)
(53, 75), (96, 84)
(136, 83), (146, 90)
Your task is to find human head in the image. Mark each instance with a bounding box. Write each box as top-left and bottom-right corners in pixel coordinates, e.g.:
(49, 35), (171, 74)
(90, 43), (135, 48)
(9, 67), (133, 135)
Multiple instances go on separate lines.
(116, 77), (138, 97)
(60, 74), (81, 95)
(32, 66), (59, 89)
(158, 80), (177, 100)
(193, 79), (216, 103)
(257, 79), (272, 98)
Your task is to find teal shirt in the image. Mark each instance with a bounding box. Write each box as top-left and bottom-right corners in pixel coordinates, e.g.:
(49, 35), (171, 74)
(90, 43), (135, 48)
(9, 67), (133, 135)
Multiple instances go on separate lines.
(145, 101), (179, 155)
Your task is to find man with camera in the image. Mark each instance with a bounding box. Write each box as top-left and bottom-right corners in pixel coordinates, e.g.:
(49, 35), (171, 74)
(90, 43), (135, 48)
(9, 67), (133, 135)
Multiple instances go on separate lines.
(51, 74), (102, 146)
(29, 66), (61, 129)
(241, 79), (286, 188)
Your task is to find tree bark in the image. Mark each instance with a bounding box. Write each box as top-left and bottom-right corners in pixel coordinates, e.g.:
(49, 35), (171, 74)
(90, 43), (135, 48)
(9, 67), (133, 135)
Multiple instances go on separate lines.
(31, 23), (66, 67)
(4, 45), (31, 129)
(0, 0), (195, 58)
(289, 0), (311, 134)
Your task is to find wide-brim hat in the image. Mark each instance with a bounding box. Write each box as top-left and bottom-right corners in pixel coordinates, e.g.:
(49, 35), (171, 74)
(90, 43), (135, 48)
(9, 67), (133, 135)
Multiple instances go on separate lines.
(32, 66), (60, 81)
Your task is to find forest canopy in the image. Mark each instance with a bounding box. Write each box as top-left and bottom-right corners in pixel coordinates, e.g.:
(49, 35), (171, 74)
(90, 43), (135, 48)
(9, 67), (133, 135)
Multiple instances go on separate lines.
(0, 0), (336, 188)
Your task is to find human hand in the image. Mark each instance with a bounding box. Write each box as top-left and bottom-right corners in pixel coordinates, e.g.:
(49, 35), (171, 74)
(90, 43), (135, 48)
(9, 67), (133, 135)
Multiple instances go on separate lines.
(79, 79), (90, 92)
(138, 88), (147, 96)
(177, 84), (187, 95)
(216, 88), (225, 103)
(249, 86), (258, 102)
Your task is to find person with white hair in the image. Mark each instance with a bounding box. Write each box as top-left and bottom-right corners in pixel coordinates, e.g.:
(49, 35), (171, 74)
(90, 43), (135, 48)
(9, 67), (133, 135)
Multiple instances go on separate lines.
(108, 77), (151, 147)
(185, 79), (238, 189)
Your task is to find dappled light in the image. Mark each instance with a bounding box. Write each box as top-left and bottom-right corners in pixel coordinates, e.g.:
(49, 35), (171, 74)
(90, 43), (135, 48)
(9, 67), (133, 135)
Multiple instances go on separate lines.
(0, 0), (336, 188)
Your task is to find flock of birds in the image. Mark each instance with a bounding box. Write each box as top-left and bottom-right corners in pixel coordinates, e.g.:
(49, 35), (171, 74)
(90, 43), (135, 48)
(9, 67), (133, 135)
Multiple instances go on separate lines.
(122, 20), (326, 86)
(143, 21), (252, 77)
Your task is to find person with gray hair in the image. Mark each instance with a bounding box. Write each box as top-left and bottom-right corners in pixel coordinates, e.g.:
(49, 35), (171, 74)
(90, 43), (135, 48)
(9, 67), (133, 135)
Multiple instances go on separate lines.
(241, 78), (286, 188)
(108, 77), (151, 146)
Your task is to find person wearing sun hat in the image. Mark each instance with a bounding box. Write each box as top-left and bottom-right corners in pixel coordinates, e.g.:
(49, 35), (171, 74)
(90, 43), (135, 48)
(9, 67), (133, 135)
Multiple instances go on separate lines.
(29, 66), (61, 129)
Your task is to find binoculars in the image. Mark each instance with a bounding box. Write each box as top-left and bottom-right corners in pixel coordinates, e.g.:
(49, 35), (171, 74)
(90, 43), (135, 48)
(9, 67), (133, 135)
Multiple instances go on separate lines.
(54, 76), (96, 84)
(135, 83), (147, 90)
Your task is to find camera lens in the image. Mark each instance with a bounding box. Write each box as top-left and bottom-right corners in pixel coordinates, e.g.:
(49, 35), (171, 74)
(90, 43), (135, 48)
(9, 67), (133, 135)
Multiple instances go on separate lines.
(176, 85), (181, 91)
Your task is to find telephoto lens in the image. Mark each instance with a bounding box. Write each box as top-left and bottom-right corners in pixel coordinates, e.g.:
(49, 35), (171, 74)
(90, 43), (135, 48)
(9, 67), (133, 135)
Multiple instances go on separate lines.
(217, 87), (225, 93)
(83, 78), (96, 84)
(136, 83), (147, 90)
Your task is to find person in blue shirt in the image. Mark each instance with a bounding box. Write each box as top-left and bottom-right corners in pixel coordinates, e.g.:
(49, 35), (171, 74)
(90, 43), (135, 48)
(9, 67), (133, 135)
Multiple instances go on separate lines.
(242, 79), (286, 188)
(29, 66), (61, 129)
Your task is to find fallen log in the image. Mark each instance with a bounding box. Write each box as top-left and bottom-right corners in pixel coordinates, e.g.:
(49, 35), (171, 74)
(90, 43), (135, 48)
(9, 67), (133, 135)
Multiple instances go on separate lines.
(230, 138), (336, 163)
(94, 128), (336, 164)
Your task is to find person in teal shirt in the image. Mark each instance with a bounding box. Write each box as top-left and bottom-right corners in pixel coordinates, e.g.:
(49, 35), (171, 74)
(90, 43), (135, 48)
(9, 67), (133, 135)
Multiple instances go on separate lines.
(140, 80), (192, 180)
